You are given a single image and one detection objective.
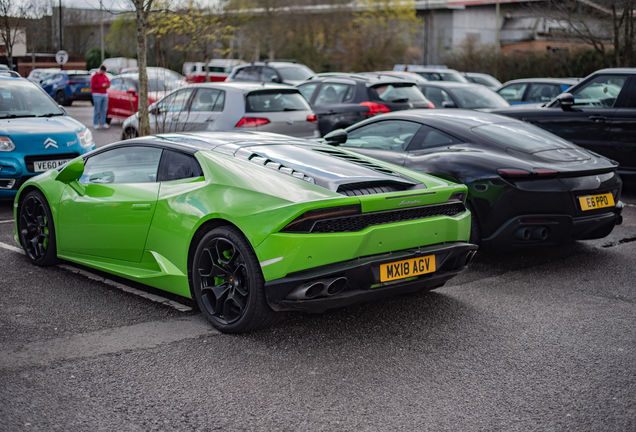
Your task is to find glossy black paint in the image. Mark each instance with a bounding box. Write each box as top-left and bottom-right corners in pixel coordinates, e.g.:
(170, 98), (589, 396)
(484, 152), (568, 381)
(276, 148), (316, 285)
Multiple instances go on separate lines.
(488, 68), (636, 183)
(297, 73), (431, 137)
(331, 110), (623, 249)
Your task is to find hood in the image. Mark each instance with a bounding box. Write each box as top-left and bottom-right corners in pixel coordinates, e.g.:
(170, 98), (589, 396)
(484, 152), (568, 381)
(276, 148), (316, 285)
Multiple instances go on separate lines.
(0, 116), (85, 153)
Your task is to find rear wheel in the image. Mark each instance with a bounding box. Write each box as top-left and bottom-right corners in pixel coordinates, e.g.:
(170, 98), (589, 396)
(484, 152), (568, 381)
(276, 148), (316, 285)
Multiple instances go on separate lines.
(123, 127), (138, 140)
(192, 226), (279, 333)
(55, 90), (67, 106)
(18, 190), (58, 266)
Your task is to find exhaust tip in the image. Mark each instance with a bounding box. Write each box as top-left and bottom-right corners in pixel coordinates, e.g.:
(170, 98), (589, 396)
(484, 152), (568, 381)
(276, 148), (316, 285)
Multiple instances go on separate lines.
(514, 227), (531, 240)
(464, 250), (477, 267)
(531, 227), (548, 240)
(286, 281), (325, 300)
(327, 277), (347, 295)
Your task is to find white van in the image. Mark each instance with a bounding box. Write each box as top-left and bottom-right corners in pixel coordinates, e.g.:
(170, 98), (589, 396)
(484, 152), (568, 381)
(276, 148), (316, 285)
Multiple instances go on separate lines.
(102, 58), (138, 75)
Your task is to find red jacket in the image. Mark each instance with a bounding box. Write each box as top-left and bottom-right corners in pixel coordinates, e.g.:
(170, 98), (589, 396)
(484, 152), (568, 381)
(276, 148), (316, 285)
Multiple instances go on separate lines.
(91, 73), (110, 94)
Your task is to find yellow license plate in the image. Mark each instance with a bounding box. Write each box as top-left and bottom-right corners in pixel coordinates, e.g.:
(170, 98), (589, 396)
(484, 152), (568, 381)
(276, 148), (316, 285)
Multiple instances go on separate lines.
(578, 193), (615, 211)
(380, 255), (436, 282)
(81, 88), (91, 92)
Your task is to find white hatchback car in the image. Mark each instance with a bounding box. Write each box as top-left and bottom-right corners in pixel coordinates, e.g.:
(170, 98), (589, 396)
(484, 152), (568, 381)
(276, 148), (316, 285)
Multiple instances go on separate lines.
(121, 82), (319, 139)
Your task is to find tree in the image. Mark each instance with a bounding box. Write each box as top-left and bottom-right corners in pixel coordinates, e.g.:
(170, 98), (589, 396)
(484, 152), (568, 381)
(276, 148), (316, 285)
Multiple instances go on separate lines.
(106, 15), (138, 59)
(131, 0), (156, 137)
(86, 47), (112, 69)
(540, 0), (636, 68)
(0, 0), (28, 70)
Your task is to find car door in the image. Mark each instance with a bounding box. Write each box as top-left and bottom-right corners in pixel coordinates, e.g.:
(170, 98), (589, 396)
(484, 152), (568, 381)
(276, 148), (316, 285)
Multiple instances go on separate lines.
(341, 120), (423, 166)
(403, 124), (466, 174)
(536, 74), (630, 152)
(151, 88), (196, 133)
(496, 82), (528, 105)
(57, 146), (163, 262)
(107, 78), (127, 118)
(311, 81), (358, 135)
(604, 76), (636, 173)
(121, 78), (140, 117)
(178, 88), (225, 131)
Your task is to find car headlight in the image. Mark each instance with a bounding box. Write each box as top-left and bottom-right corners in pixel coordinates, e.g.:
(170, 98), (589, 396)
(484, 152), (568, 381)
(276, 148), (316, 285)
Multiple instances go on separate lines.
(0, 136), (15, 152)
(78, 128), (94, 148)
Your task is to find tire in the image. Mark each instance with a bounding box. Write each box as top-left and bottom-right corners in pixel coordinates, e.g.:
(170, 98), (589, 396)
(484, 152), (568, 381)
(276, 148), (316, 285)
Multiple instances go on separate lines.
(106, 117), (112, 125)
(18, 190), (58, 266)
(123, 127), (138, 140)
(191, 226), (279, 333)
(465, 201), (481, 245)
(55, 90), (66, 106)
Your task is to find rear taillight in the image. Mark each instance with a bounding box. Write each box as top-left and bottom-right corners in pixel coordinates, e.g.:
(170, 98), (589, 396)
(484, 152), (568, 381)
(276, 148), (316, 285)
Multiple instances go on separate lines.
(67, 80), (81, 84)
(534, 169), (558, 176)
(282, 205), (362, 233)
(306, 114), (317, 123)
(427, 101), (435, 109)
(236, 117), (271, 128)
(360, 102), (390, 116)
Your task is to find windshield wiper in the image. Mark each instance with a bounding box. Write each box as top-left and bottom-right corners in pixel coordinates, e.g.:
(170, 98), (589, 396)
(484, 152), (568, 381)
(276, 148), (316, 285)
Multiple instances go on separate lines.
(0, 114), (36, 119)
(37, 113), (64, 117)
(390, 98), (410, 103)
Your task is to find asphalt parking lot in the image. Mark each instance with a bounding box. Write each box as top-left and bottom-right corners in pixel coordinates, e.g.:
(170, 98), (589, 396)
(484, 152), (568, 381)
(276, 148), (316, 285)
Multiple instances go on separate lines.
(0, 105), (635, 431)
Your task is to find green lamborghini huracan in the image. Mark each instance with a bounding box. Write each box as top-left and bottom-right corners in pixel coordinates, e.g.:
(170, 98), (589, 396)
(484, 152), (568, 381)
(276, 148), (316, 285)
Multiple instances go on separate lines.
(14, 131), (477, 333)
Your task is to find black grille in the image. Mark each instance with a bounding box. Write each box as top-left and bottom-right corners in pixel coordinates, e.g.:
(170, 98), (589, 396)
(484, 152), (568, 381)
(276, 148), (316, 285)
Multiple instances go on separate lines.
(337, 181), (408, 196)
(313, 148), (399, 177)
(310, 202), (465, 233)
(24, 153), (79, 173)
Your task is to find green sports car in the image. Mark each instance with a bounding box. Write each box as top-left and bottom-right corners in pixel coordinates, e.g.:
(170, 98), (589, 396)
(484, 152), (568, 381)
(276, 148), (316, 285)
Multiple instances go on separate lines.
(13, 131), (477, 333)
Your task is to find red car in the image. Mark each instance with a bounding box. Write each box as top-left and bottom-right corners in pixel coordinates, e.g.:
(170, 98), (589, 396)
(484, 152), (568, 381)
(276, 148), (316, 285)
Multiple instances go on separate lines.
(106, 73), (179, 123)
(183, 60), (244, 83)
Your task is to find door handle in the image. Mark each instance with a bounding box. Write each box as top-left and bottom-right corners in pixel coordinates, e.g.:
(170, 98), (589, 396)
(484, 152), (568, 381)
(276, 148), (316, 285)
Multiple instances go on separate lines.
(589, 115), (607, 122)
(131, 204), (151, 211)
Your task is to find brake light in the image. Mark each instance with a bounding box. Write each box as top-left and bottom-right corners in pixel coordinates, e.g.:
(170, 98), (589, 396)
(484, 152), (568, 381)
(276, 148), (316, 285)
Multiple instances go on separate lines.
(427, 101), (435, 109)
(67, 80), (81, 84)
(534, 169), (558, 176)
(306, 114), (317, 123)
(236, 117), (270, 127)
(282, 205), (361, 233)
(497, 168), (533, 177)
(360, 102), (390, 116)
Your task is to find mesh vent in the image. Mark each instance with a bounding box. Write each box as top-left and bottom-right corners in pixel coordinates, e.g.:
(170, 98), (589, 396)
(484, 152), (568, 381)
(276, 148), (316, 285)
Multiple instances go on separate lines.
(313, 148), (399, 177)
(310, 202), (465, 233)
(337, 181), (406, 196)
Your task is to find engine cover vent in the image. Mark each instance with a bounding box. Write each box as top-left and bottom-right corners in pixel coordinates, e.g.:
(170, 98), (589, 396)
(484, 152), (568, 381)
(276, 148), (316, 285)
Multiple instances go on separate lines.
(313, 148), (400, 177)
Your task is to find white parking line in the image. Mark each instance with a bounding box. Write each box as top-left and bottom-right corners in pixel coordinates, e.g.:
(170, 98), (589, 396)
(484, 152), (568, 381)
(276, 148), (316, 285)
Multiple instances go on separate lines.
(0, 219), (14, 224)
(0, 241), (192, 312)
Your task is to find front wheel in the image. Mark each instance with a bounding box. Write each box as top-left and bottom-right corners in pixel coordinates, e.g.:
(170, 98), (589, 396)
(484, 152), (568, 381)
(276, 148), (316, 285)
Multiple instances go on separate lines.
(18, 190), (58, 266)
(191, 226), (279, 333)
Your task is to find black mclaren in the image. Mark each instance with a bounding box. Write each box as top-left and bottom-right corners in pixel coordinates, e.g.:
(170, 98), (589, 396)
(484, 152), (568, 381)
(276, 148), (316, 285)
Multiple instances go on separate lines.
(322, 110), (624, 249)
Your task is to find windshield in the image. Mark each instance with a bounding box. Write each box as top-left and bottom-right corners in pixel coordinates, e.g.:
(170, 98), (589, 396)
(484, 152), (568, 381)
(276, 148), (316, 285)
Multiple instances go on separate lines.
(0, 79), (63, 118)
(246, 90), (311, 112)
(472, 122), (574, 152)
(277, 65), (315, 81)
(448, 86), (509, 108)
(370, 84), (426, 102)
(127, 74), (179, 92)
(416, 71), (468, 83)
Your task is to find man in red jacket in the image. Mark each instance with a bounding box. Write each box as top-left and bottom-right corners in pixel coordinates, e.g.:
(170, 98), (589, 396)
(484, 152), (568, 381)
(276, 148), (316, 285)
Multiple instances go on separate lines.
(91, 65), (110, 130)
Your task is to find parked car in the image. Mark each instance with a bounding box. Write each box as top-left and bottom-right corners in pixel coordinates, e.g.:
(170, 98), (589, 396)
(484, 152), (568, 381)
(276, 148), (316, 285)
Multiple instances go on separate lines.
(297, 73), (432, 136)
(106, 72), (180, 123)
(393, 65), (469, 83)
(27, 68), (60, 84)
(121, 67), (187, 87)
(418, 81), (510, 110)
(0, 75), (95, 198)
(489, 69), (636, 183)
(13, 131), (477, 333)
(226, 61), (315, 86)
(40, 70), (93, 106)
(496, 78), (580, 105)
(183, 59), (245, 83)
(102, 57), (137, 75)
(462, 72), (502, 89)
(121, 82), (319, 139)
(322, 109), (623, 248)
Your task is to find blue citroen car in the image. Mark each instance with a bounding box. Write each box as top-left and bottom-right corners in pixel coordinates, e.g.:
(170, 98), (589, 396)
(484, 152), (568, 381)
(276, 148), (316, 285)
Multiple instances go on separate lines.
(40, 70), (93, 106)
(0, 76), (95, 198)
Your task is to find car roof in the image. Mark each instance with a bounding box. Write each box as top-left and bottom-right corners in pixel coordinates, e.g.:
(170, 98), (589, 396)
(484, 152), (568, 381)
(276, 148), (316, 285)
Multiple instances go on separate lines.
(184, 82), (302, 93)
(419, 81), (486, 89)
(236, 62), (302, 68)
(501, 77), (580, 85)
(362, 108), (520, 128)
(306, 72), (417, 85)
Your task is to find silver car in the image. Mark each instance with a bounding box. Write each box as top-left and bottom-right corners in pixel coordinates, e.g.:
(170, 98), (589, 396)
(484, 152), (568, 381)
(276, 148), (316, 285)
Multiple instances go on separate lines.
(121, 82), (319, 139)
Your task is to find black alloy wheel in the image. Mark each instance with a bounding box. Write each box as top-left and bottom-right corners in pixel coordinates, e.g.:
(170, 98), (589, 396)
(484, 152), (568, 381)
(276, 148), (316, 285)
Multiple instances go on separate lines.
(192, 226), (279, 333)
(19, 190), (58, 266)
(123, 127), (138, 140)
(55, 90), (66, 106)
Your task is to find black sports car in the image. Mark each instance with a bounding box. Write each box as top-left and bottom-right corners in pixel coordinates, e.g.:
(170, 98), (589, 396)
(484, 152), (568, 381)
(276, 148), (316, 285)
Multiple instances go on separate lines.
(322, 110), (624, 249)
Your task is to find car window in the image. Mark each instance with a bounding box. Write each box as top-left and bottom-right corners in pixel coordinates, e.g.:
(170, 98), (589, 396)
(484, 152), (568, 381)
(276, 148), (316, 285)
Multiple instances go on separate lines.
(245, 90), (310, 112)
(298, 83), (318, 102)
(157, 89), (194, 113)
(572, 74), (628, 108)
(526, 84), (562, 102)
(261, 66), (279, 82)
(110, 78), (125, 91)
(448, 86), (509, 109)
(190, 88), (225, 112)
(408, 125), (463, 150)
(344, 120), (422, 151)
(472, 122), (573, 152)
(80, 146), (163, 184)
(423, 87), (453, 108)
(0, 80), (63, 118)
(234, 66), (261, 81)
(277, 65), (315, 81)
(497, 83), (528, 103)
(157, 150), (203, 182)
(369, 84), (425, 102)
(314, 83), (354, 106)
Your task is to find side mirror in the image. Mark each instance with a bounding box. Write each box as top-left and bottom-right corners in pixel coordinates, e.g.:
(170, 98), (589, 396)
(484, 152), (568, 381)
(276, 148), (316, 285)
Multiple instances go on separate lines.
(558, 93), (574, 110)
(56, 158), (84, 183)
(441, 101), (457, 108)
(270, 75), (281, 83)
(127, 88), (137, 95)
(324, 129), (348, 146)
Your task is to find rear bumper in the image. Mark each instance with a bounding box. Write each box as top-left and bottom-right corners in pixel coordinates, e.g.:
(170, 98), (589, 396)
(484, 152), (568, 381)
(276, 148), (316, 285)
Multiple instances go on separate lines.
(481, 202), (623, 249)
(264, 242), (478, 313)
